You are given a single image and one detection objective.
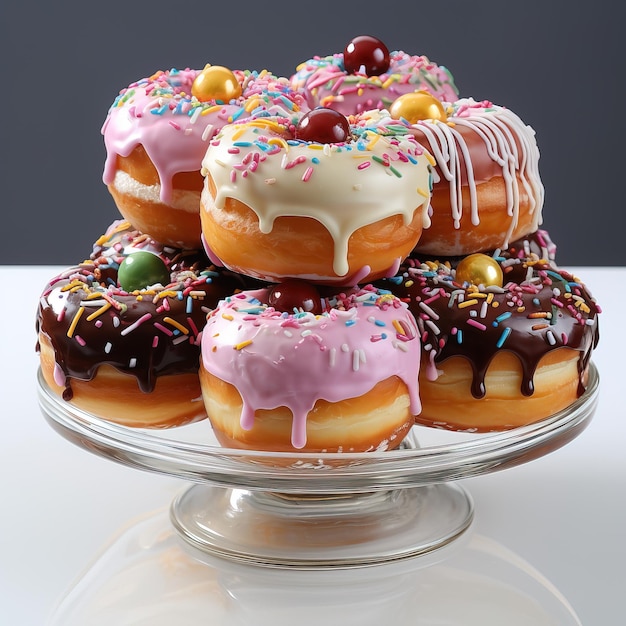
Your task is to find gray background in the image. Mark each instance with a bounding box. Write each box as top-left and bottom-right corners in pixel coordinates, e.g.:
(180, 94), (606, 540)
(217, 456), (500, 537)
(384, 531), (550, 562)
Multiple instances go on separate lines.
(2, 0), (623, 266)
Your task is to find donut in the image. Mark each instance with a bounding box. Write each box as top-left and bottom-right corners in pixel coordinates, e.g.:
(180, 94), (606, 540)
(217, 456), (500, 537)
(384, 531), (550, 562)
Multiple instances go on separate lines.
(375, 251), (600, 432)
(388, 96), (545, 256)
(290, 35), (458, 116)
(199, 282), (421, 452)
(102, 68), (308, 249)
(200, 108), (434, 285)
(37, 220), (250, 428)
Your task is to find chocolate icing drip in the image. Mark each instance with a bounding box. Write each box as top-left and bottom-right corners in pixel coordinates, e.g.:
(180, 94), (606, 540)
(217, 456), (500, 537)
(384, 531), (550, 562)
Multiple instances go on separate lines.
(36, 221), (255, 395)
(375, 253), (600, 400)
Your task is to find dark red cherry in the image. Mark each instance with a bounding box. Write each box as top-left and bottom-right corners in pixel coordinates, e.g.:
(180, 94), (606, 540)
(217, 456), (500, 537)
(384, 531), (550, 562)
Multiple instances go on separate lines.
(343, 35), (390, 76)
(294, 108), (351, 144)
(268, 280), (323, 315)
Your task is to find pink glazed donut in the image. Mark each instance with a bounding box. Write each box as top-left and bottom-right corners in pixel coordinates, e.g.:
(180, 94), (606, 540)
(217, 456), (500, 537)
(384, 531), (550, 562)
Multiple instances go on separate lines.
(290, 35), (458, 116)
(102, 67), (308, 248)
(199, 283), (421, 452)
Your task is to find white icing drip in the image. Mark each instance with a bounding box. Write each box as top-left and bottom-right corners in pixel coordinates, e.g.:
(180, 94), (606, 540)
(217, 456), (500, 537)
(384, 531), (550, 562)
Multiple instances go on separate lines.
(412, 98), (545, 246)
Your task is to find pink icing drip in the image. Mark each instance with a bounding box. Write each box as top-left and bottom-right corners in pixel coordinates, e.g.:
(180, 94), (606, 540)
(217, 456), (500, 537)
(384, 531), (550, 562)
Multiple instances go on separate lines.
(240, 402), (256, 431)
(53, 362), (66, 387)
(384, 257), (402, 279)
(425, 350), (439, 382)
(201, 233), (225, 267)
(346, 265), (371, 287)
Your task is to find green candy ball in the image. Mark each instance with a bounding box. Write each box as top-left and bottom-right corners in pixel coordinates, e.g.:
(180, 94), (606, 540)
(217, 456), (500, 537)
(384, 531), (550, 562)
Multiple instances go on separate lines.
(118, 251), (170, 292)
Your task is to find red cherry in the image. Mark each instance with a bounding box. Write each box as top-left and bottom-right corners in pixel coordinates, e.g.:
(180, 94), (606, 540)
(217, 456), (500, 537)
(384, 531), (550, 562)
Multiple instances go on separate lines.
(294, 108), (351, 144)
(268, 280), (323, 314)
(343, 35), (390, 76)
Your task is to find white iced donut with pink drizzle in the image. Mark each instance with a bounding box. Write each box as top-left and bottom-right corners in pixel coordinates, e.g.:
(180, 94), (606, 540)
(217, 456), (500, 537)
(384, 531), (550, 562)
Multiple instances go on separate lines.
(200, 108), (434, 285)
(199, 283), (421, 452)
(290, 35), (458, 116)
(102, 67), (308, 248)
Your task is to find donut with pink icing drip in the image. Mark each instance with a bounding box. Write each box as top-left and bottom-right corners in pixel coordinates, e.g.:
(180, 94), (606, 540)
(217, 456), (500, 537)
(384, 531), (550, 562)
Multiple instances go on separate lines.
(199, 284), (421, 452)
(101, 68), (308, 248)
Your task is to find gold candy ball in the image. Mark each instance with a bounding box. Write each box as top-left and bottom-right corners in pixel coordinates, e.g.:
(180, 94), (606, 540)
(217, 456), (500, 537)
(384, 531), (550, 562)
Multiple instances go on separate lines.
(389, 90), (447, 124)
(455, 254), (504, 288)
(191, 64), (242, 103)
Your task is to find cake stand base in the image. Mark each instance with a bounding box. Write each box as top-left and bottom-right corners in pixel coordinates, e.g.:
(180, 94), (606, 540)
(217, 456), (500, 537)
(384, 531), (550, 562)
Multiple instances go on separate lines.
(170, 482), (473, 568)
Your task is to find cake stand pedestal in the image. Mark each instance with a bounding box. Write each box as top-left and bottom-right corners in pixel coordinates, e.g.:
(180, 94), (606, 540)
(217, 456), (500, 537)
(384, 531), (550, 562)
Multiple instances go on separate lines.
(171, 482), (472, 567)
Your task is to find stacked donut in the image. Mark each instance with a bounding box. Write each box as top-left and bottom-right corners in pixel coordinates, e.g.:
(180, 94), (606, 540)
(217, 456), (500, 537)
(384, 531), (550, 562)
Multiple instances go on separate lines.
(36, 35), (601, 452)
(368, 77), (600, 432)
(101, 67), (309, 249)
(197, 105), (432, 451)
(37, 66), (304, 428)
(36, 220), (253, 427)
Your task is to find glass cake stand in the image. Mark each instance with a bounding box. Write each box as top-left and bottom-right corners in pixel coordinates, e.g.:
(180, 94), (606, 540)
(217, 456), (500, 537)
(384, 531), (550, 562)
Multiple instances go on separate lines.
(38, 364), (599, 568)
(38, 364), (599, 624)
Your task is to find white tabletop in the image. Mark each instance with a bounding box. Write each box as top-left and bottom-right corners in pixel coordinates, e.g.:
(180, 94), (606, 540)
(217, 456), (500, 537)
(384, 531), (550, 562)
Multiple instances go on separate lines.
(1, 266), (623, 625)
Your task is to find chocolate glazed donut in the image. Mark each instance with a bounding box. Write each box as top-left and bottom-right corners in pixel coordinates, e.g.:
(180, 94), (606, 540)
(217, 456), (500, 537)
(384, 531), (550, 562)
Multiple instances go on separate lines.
(36, 221), (254, 428)
(376, 249), (600, 432)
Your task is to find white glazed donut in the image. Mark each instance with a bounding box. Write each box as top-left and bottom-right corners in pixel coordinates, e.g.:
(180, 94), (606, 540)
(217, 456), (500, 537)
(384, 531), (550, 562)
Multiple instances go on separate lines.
(200, 109), (434, 285)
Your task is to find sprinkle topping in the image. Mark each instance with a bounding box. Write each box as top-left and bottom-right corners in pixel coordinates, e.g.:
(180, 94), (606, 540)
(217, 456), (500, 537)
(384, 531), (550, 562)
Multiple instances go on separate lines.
(291, 49), (458, 116)
(38, 221), (248, 395)
(376, 249), (600, 399)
